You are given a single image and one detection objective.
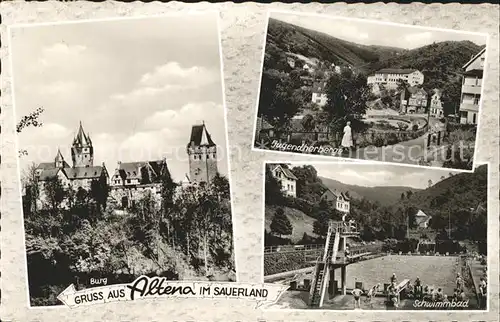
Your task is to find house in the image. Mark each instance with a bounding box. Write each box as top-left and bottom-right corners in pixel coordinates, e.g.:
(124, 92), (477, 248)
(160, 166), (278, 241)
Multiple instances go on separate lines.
(303, 64), (315, 73)
(429, 89), (444, 118)
(300, 76), (314, 86)
(320, 188), (350, 214)
(34, 122), (109, 209)
(270, 164), (297, 198)
(459, 47), (485, 124)
(311, 81), (328, 107)
(286, 57), (296, 68)
(334, 66), (342, 74)
(255, 116), (275, 143)
(369, 69), (425, 89)
(109, 160), (168, 208)
(400, 86), (428, 114)
(415, 209), (432, 229)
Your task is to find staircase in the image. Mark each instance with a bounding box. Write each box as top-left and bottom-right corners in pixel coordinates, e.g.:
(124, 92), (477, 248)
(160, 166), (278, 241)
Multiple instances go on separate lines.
(309, 225), (341, 308)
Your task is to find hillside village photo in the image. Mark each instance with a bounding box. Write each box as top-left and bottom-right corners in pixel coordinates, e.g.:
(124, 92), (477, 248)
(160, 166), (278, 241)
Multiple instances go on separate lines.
(264, 162), (488, 310)
(253, 12), (488, 171)
(11, 14), (235, 306)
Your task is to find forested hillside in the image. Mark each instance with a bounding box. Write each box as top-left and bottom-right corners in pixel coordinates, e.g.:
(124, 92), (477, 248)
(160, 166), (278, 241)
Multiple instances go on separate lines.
(265, 163), (487, 246)
(319, 176), (421, 206)
(364, 40), (484, 93)
(266, 18), (406, 69)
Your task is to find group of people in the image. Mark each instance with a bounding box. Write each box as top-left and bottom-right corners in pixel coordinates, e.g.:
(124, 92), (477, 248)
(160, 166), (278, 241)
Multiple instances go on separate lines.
(350, 272), (471, 310)
(409, 273), (469, 303)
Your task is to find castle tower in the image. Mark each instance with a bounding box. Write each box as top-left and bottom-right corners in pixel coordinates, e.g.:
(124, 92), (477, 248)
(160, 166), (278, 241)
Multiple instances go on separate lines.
(71, 121), (93, 168)
(187, 122), (218, 184)
(54, 148), (66, 168)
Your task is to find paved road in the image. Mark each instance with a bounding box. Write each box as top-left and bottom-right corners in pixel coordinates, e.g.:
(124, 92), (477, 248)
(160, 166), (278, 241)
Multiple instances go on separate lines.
(348, 116), (444, 165)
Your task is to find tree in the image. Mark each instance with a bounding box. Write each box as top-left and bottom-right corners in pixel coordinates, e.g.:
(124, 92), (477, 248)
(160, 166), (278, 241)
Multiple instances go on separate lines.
(17, 107), (44, 156)
(43, 176), (67, 212)
(21, 162), (40, 215)
(323, 71), (371, 133)
(312, 199), (331, 238)
(270, 208), (292, 237)
(301, 114), (316, 132)
(258, 70), (301, 127)
(441, 79), (462, 116)
(265, 166), (285, 205)
(90, 175), (109, 212)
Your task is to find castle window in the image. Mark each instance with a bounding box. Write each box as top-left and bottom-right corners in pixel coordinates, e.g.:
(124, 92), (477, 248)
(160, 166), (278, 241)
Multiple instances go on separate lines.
(213, 153), (216, 158)
(206, 155), (209, 159)
(127, 179), (131, 184)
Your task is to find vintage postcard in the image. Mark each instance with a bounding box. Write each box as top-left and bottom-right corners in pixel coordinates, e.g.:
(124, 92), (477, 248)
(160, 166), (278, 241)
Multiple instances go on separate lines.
(263, 161), (488, 311)
(253, 12), (488, 172)
(11, 13), (237, 307)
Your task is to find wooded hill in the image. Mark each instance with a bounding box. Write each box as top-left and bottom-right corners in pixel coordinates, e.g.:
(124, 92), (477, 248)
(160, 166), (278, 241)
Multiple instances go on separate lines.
(265, 164), (487, 245)
(267, 18), (406, 69)
(394, 164), (488, 217)
(267, 18), (484, 91)
(319, 176), (420, 206)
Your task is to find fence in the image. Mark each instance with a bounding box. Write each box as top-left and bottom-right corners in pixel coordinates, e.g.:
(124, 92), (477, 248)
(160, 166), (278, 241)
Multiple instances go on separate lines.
(264, 244), (324, 254)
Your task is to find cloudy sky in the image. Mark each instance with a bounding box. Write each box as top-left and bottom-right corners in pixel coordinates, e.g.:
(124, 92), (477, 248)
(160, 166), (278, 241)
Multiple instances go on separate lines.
(300, 163), (464, 189)
(11, 13), (229, 182)
(271, 12), (487, 50)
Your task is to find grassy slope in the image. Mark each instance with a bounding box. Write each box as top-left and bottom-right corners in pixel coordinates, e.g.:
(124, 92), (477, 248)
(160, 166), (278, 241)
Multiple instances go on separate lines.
(265, 205), (319, 242)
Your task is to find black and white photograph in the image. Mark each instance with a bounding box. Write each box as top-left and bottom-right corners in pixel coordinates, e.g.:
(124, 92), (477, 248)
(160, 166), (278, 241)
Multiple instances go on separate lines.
(11, 13), (236, 307)
(263, 161), (488, 310)
(253, 12), (488, 171)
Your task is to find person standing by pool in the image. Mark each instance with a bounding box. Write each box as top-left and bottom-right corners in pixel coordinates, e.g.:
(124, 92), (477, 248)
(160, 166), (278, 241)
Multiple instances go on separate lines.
(366, 283), (380, 305)
(351, 287), (363, 309)
(390, 273), (397, 287)
(414, 277), (423, 299)
(456, 273), (463, 289)
(341, 121), (353, 152)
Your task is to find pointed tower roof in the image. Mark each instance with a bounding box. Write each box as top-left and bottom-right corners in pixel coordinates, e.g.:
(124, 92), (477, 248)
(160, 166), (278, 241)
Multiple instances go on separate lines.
(188, 122), (215, 147)
(55, 148), (64, 162)
(73, 121), (92, 147)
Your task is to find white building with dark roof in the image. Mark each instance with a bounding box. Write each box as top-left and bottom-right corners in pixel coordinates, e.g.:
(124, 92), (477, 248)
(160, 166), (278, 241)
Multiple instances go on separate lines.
(270, 164), (298, 198)
(368, 68), (424, 89)
(320, 188), (350, 214)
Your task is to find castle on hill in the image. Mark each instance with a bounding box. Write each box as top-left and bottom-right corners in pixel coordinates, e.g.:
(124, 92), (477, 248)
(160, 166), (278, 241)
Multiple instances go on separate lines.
(32, 121), (219, 209)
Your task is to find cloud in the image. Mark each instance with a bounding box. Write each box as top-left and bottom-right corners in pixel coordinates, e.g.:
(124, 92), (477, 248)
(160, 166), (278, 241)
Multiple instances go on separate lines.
(31, 43), (87, 73)
(142, 102), (223, 131)
(38, 123), (72, 138)
(403, 32), (433, 47)
(42, 43), (87, 56)
(139, 62), (218, 88)
(37, 81), (79, 95)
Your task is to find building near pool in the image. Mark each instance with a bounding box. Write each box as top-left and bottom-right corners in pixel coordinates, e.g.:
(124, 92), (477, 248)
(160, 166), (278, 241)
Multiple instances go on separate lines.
(269, 164), (297, 198)
(320, 188), (350, 214)
(459, 47), (485, 125)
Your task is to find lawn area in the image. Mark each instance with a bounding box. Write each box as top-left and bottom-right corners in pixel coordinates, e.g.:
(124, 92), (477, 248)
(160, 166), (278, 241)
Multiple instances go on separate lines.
(265, 205), (319, 243)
